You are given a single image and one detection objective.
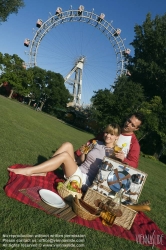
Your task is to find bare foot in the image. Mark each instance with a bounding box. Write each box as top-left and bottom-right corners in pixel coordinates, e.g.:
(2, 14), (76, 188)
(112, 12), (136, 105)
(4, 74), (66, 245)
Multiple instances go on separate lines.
(7, 167), (32, 176)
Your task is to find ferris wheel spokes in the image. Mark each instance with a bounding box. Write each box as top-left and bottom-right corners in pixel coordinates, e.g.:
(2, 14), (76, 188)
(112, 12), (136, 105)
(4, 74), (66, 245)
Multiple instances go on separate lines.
(24, 5), (130, 105)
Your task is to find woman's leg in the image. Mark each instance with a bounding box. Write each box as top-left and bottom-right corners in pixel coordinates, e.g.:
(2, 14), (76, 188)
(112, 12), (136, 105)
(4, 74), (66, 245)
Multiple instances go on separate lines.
(8, 142), (77, 176)
(52, 142), (75, 160)
(8, 151), (78, 177)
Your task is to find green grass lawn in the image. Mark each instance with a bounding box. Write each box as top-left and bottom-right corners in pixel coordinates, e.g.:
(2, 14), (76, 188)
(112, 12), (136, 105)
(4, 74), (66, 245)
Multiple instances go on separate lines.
(0, 95), (165, 250)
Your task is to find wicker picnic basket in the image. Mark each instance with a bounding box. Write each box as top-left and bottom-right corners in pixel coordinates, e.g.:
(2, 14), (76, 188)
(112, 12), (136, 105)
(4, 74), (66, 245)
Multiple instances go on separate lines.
(72, 195), (99, 221)
(57, 175), (82, 201)
(83, 188), (137, 230)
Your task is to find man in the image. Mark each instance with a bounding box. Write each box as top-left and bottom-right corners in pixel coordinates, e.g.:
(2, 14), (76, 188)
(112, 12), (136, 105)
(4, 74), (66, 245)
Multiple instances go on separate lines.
(114, 112), (144, 168)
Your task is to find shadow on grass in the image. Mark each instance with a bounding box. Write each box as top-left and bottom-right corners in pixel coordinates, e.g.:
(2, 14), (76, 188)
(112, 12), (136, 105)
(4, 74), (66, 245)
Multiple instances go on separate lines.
(34, 155), (48, 165)
(34, 150), (58, 165)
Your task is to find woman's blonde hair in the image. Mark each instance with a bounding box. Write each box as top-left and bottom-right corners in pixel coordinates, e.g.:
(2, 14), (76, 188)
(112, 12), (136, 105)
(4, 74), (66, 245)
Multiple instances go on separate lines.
(104, 124), (121, 136)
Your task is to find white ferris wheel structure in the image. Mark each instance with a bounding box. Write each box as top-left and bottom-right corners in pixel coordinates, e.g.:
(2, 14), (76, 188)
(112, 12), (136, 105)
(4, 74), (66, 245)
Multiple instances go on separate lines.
(24, 5), (130, 106)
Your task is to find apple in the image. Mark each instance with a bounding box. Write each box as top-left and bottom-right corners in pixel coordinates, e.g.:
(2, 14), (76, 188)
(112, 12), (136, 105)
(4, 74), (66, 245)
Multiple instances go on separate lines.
(70, 181), (79, 189)
(76, 188), (81, 193)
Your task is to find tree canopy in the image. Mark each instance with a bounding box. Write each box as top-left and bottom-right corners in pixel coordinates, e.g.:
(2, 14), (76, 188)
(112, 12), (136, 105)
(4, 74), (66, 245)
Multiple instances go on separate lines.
(128, 13), (166, 103)
(0, 53), (32, 96)
(0, 0), (24, 23)
(26, 66), (73, 112)
(0, 53), (73, 112)
(90, 12), (166, 160)
(91, 76), (145, 128)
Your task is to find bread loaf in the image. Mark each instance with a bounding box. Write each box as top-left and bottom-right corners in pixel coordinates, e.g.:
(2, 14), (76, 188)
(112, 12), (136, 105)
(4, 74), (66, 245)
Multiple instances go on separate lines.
(126, 204), (151, 212)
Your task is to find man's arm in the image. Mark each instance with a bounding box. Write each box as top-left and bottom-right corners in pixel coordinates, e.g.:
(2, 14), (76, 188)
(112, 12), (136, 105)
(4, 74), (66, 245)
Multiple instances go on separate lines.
(123, 135), (140, 168)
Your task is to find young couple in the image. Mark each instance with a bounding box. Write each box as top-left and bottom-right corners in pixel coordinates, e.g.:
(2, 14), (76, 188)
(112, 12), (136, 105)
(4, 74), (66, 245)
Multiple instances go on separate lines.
(8, 112), (144, 189)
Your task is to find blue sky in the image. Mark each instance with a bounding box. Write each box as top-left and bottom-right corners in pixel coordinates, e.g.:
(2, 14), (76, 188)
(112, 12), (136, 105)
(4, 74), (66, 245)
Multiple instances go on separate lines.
(0, 0), (165, 105)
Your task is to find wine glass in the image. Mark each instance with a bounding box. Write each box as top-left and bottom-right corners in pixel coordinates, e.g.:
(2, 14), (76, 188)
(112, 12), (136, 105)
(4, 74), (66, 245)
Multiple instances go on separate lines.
(94, 165), (104, 191)
(114, 142), (127, 154)
(105, 147), (113, 157)
(114, 144), (123, 153)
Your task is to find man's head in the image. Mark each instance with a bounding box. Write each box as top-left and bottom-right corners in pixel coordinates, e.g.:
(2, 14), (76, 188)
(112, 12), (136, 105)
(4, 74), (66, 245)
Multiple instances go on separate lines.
(122, 112), (144, 134)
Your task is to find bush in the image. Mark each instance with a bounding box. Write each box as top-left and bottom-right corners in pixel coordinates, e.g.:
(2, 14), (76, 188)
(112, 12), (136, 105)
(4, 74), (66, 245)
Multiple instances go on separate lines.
(140, 152), (158, 161)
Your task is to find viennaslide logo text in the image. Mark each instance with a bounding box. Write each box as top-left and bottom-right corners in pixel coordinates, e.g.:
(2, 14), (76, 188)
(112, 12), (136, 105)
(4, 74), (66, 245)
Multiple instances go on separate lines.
(136, 230), (164, 248)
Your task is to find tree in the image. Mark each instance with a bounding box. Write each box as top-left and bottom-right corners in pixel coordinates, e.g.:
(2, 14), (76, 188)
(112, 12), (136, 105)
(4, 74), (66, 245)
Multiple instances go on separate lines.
(112, 75), (145, 124)
(90, 13), (166, 161)
(139, 96), (166, 158)
(91, 76), (145, 128)
(125, 13), (166, 160)
(128, 13), (166, 103)
(0, 0), (24, 23)
(0, 53), (32, 97)
(43, 70), (73, 112)
(26, 66), (47, 106)
(27, 67), (72, 112)
(91, 88), (115, 128)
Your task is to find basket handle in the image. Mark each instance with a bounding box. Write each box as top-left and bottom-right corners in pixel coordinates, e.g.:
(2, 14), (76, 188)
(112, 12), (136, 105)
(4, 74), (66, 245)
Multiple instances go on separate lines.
(65, 175), (82, 188)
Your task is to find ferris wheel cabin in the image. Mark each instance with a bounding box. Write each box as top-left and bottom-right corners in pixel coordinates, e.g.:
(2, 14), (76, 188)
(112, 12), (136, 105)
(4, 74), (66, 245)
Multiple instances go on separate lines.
(36, 19), (43, 28)
(123, 48), (131, 55)
(22, 62), (26, 69)
(113, 28), (121, 36)
(126, 70), (131, 76)
(78, 5), (84, 16)
(24, 39), (30, 47)
(56, 7), (62, 16)
(97, 13), (105, 22)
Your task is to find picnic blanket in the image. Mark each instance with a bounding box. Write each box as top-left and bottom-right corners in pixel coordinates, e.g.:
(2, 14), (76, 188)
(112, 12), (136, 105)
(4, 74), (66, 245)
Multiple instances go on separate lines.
(4, 164), (166, 250)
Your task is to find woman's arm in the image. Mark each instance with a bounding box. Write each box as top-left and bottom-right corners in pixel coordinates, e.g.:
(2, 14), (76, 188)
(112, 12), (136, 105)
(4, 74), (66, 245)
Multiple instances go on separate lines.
(75, 145), (86, 165)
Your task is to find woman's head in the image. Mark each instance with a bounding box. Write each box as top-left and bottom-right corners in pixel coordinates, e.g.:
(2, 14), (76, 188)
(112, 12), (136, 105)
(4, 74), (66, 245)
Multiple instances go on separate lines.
(103, 124), (121, 146)
(104, 124), (121, 136)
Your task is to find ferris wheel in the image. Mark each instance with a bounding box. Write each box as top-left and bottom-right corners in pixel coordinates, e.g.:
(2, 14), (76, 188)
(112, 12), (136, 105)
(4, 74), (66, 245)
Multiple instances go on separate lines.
(24, 5), (130, 106)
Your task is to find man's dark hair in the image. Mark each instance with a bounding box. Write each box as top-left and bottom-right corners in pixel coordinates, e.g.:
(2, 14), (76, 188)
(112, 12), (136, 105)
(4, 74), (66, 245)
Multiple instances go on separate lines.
(130, 112), (144, 127)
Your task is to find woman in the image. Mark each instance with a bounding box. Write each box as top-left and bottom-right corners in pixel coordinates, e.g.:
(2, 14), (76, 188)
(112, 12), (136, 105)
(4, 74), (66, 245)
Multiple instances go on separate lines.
(8, 124), (120, 188)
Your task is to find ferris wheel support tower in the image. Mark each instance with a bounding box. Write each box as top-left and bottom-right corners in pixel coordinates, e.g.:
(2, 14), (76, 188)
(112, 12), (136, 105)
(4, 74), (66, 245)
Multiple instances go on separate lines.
(64, 56), (85, 106)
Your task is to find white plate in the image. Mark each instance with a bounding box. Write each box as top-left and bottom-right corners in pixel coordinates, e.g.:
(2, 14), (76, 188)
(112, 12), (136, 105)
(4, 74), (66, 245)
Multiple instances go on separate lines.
(40, 196), (66, 208)
(41, 197), (66, 208)
(39, 189), (66, 208)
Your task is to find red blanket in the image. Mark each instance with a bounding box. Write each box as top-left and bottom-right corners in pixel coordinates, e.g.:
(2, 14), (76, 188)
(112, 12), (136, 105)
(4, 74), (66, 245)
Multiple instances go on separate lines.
(4, 164), (166, 250)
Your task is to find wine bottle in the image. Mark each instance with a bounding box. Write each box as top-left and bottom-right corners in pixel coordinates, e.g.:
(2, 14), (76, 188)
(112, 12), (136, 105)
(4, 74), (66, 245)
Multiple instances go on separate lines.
(112, 188), (124, 217)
